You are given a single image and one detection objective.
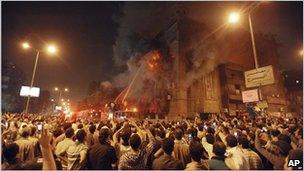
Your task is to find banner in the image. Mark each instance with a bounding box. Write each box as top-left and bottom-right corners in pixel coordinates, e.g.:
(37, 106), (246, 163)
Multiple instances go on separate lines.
(242, 89), (259, 103)
(245, 65), (275, 88)
(257, 101), (268, 109)
(20, 86), (40, 97)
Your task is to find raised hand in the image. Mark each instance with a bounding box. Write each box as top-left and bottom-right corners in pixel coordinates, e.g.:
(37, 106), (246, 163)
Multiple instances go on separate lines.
(39, 126), (52, 149)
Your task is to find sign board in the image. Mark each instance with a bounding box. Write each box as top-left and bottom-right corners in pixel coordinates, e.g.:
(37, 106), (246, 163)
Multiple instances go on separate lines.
(267, 96), (286, 105)
(244, 65), (275, 88)
(30, 87), (40, 97)
(242, 89), (259, 103)
(20, 86), (40, 97)
(257, 101), (268, 109)
(20, 86), (30, 96)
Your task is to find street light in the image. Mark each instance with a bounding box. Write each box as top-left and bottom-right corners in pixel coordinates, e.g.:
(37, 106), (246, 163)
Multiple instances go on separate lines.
(47, 45), (57, 54)
(22, 42), (30, 49)
(64, 88), (69, 92)
(228, 12), (240, 24)
(22, 41), (58, 114)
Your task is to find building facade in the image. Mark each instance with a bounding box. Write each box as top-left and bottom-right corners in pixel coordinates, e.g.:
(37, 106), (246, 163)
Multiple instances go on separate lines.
(283, 70), (303, 117)
(152, 9), (294, 119)
(219, 63), (246, 116)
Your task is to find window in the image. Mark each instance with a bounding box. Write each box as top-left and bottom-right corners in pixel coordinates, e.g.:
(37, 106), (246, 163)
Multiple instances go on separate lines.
(235, 85), (241, 94)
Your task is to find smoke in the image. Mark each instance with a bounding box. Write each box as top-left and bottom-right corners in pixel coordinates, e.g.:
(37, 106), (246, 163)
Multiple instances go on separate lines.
(185, 40), (222, 88)
(185, 50), (219, 88)
(113, 51), (158, 102)
(110, 2), (177, 102)
(113, 2), (172, 66)
(176, 15), (223, 88)
(100, 81), (113, 88)
(110, 2), (227, 102)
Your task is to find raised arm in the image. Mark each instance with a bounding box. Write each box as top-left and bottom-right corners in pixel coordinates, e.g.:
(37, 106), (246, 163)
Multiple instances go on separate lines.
(254, 129), (282, 166)
(144, 122), (155, 142)
(113, 122), (125, 144)
(39, 128), (57, 170)
(131, 120), (145, 139)
(79, 149), (88, 167)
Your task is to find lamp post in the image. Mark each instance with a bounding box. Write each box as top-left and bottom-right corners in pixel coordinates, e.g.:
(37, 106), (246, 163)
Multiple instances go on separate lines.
(228, 12), (262, 100)
(24, 50), (40, 114)
(23, 42), (58, 113)
(248, 14), (259, 69)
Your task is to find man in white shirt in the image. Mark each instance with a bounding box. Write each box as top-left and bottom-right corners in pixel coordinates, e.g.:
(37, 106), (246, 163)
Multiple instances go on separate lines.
(225, 134), (250, 170)
(202, 134), (214, 159)
(55, 128), (75, 170)
(14, 127), (35, 162)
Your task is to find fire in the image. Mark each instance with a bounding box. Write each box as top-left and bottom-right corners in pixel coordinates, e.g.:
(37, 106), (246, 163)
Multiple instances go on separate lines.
(148, 63), (154, 69)
(148, 50), (161, 71)
(133, 107), (138, 112)
(152, 50), (161, 60)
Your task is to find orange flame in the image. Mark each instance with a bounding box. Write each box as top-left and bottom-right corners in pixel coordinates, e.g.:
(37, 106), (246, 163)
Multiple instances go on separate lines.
(148, 63), (154, 69)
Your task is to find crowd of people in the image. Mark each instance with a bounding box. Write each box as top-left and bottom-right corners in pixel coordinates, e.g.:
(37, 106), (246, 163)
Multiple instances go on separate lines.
(1, 112), (303, 170)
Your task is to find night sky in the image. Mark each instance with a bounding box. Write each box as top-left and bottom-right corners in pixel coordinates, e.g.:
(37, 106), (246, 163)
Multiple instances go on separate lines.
(2, 1), (121, 102)
(2, 1), (303, 103)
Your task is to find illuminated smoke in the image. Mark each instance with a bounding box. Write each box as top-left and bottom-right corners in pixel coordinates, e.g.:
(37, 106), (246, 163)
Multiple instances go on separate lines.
(113, 52), (158, 102)
(185, 42), (221, 88)
(100, 81), (113, 88)
(111, 2), (176, 102)
(112, 2), (175, 67)
(111, 2), (229, 101)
